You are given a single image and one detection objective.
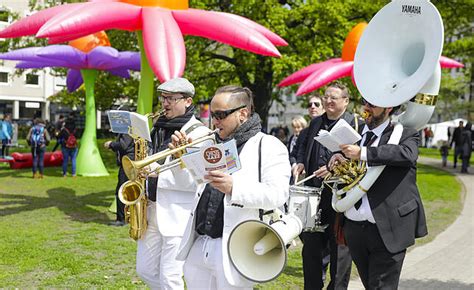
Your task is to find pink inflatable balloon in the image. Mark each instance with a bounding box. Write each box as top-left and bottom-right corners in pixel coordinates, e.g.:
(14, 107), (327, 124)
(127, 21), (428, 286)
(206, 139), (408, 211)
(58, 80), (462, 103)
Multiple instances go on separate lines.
(142, 8), (186, 82)
(278, 58), (342, 87)
(439, 56), (464, 69)
(296, 61), (353, 95)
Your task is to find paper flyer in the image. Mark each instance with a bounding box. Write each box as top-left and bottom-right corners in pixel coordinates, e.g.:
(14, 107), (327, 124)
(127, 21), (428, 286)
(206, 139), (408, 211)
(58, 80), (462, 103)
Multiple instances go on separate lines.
(314, 119), (361, 152)
(181, 139), (241, 184)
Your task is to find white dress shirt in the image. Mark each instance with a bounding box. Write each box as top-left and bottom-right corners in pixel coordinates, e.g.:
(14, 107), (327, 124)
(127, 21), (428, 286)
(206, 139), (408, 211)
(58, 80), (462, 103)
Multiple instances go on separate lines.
(345, 119), (390, 223)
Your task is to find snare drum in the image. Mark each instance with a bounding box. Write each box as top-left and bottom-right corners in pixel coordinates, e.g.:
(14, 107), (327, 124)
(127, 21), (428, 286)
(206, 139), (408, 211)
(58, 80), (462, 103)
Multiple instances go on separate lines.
(288, 185), (323, 232)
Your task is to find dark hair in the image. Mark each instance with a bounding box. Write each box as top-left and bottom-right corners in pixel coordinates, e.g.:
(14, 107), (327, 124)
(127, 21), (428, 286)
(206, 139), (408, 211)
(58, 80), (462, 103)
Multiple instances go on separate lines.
(389, 105), (401, 116)
(327, 82), (350, 99)
(33, 118), (44, 125)
(65, 118), (76, 131)
(215, 85), (255, 113)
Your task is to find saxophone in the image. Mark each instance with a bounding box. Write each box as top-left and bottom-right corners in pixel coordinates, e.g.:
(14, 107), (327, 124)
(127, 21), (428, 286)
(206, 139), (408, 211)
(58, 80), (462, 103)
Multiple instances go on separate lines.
(118, 109), (165, 240)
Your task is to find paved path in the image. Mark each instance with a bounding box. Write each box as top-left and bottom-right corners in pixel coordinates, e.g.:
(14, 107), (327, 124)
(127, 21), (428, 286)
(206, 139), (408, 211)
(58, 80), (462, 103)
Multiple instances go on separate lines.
(348, 157), (473, 290)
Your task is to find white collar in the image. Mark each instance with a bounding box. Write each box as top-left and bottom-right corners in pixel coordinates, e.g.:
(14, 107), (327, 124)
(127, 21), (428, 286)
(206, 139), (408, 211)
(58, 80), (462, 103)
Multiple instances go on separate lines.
(362, 118), (390, 138)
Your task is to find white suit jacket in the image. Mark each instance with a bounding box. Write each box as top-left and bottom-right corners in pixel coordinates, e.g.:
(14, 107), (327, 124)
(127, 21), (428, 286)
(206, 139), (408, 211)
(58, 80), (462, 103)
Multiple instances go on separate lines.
(153, 116), (212, 237)
(177, 132), (291, 286)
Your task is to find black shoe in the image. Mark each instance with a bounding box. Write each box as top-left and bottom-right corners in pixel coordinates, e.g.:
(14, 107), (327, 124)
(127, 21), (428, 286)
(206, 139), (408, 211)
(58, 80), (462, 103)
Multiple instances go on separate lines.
(108, 220), (126, 227)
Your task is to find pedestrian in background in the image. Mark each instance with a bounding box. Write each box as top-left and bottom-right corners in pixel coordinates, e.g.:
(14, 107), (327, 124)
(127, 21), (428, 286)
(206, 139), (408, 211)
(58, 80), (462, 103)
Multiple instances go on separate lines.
(58, 118), (78, 177)
(1, 114), (13, 159)
(52, 115), (65, 152)
(26, 118), (51, 179)
(439, 140), (449, 167)
(460, 122), (472, 174)
(450, 121), (464, 168)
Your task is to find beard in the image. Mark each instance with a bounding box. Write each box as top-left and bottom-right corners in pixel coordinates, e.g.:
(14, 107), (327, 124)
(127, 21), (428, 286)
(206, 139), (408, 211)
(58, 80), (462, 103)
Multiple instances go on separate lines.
(367, 109), (388, 129)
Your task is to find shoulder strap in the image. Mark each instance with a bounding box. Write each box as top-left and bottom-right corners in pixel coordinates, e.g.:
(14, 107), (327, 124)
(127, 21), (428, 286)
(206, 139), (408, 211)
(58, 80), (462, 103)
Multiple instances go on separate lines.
(184, 122), (204, 135)
(258, 135), (271, 221)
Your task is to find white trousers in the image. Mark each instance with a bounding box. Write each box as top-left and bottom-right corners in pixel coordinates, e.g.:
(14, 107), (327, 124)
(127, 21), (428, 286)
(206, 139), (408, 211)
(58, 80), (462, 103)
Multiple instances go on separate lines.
(136, 201), (185, 290)
(183, 235), (253, 290)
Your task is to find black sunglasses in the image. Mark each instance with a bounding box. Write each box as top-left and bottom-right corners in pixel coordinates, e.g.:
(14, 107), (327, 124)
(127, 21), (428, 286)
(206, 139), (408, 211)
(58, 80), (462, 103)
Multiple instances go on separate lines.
(211, 105), (247, 120)
(361, 99), (376, 108)
(308, 101), (321, 108)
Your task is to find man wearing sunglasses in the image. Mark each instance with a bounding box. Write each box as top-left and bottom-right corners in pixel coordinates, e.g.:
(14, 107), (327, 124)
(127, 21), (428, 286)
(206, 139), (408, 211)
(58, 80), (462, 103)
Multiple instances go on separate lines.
(176, 85), (291, 289)
(136, 77), (212, 289)
(328, 100), (427, 289)
(292, 82), (359, 290)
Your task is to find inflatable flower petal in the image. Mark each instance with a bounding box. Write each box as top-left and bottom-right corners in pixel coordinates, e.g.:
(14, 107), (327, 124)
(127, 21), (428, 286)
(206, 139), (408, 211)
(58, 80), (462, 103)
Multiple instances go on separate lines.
(66, 69), (84, 92)
(0, 1), (285, 83)
(0, 45), (140, 92)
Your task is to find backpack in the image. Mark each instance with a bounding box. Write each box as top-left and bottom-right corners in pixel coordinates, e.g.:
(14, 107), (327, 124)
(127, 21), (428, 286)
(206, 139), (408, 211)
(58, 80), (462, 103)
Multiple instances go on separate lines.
(30, 125), (45, 147)
(64, 128), (77, 149)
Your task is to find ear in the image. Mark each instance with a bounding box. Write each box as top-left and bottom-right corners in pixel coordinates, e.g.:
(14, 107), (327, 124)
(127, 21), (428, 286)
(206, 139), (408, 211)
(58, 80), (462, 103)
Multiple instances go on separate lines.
(184, 97), (193, 108)
(239, 107), (250, 122)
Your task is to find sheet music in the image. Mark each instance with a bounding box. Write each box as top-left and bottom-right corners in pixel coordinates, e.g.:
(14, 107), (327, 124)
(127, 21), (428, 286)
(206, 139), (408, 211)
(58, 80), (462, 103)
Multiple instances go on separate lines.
(107, 110), (151, 141)
(314, 119), (361, 152)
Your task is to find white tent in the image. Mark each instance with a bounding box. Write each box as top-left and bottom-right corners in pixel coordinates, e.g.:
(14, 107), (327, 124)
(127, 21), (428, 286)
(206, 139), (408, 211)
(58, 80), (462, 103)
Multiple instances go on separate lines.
(424, 118), (467, 148)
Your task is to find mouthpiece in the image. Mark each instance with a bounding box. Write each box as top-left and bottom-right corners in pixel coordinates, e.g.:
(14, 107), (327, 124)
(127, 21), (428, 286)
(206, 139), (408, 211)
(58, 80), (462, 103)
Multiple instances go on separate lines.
(361, 111), (371, 119)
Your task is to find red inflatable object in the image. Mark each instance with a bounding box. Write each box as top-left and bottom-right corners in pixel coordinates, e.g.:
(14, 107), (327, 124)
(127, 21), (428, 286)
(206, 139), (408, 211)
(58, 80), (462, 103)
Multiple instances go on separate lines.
(9, 151), (63, 169)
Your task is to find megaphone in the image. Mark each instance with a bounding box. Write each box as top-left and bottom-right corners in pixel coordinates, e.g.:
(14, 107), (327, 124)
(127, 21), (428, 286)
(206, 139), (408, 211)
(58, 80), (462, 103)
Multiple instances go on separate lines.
(353, 0), (444, 130)
(227, 214), (303, 283)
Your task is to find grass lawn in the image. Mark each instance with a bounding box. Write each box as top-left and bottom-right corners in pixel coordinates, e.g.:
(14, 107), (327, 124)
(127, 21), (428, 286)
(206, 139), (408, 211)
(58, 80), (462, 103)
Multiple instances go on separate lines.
(0, 141), (463, 288)
(419, 147), (474, 166)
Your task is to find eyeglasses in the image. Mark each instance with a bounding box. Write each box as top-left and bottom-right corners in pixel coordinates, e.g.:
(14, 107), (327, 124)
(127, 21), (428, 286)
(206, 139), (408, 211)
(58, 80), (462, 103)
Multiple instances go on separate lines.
(361, 99), (376, 108)
(322, 95), (346, 101)
(308, 102), (321, 108)
(211, 105), (246, 120)
(158, 95), (186, 103)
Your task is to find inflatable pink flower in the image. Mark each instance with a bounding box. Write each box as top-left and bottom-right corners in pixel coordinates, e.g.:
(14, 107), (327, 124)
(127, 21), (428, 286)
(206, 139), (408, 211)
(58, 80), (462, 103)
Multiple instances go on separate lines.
(279, 23), (464, 95)
(0, 0), (287, 114)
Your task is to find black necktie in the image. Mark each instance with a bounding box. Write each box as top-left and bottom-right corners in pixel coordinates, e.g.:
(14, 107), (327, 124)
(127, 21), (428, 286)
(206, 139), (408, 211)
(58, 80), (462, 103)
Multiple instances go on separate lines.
(354, 131), (376, 210)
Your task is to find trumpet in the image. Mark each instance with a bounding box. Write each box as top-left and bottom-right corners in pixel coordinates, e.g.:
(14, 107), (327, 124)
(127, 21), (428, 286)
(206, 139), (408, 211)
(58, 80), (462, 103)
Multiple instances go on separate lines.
(122, 129), (218, 181)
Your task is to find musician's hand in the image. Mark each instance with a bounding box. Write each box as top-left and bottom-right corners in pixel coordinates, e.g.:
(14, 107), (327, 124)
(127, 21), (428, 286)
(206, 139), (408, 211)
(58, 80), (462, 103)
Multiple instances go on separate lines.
(314, 165), (330, 178)
(104, 140), (112, 149)
(205, 170), (233, 195)
(292, 163), (305, 181)
(328, 153), (347, 170)
(169, 130), (193, 149)
(340, 144), (361, 160)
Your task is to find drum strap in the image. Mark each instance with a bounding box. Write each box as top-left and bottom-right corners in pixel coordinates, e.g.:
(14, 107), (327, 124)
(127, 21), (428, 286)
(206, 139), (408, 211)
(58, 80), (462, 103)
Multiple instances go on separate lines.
(258, 136), (274, 221)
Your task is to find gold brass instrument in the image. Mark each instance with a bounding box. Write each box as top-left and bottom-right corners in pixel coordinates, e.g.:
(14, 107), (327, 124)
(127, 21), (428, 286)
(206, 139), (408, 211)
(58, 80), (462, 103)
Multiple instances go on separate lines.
(122, 129), (218, 181)
(119, 131), (149, 241)
(118, 109), (165, 241)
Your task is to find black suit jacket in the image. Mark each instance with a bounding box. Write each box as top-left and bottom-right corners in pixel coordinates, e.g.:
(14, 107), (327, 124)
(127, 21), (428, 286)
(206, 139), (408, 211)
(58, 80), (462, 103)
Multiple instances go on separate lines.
(365, 123), (428, 253)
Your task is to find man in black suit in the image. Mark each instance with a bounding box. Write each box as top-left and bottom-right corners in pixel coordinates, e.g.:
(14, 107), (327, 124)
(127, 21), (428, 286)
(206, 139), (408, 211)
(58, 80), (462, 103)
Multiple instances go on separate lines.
(332, 99), (428, 289)
(450, 121), (464, 168)
(292, 83), (358, 290)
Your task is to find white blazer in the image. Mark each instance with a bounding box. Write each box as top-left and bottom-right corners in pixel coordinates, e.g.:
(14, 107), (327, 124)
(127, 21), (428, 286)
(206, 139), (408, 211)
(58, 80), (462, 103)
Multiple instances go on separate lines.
(153, 116), (212, 237)
(177, 132), (291, 286)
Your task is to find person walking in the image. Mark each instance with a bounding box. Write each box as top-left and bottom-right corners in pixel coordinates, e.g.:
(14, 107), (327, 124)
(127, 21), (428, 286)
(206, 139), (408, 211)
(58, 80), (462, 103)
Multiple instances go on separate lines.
(26, 118), (51, 178)
(58, 118), (78, 177)
(52, 115), (66, 151)
(450, 121), (464, 168)
(1, 114), (13, 159)
(460, 122), (472, 173)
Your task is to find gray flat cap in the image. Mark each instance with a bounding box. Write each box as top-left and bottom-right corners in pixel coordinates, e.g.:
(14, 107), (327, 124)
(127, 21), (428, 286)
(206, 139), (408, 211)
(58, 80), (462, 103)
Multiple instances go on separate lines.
(157, 77), (195, 97)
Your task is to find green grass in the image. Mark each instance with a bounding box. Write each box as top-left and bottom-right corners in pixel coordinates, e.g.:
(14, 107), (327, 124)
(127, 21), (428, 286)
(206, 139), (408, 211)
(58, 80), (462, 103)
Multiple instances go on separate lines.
(419, 147), (474, 166)
(0, 141), (463, 288)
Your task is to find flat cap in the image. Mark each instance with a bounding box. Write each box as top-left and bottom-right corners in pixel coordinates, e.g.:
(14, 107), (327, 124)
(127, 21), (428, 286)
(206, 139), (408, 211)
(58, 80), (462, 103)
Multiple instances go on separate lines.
(157, 77), (195, 97)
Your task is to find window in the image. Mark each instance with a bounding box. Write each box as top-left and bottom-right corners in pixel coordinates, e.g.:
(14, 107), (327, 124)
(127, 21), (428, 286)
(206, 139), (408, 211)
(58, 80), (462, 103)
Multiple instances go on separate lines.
(0, 72), (8, 83)
(26, 73), (39, 85)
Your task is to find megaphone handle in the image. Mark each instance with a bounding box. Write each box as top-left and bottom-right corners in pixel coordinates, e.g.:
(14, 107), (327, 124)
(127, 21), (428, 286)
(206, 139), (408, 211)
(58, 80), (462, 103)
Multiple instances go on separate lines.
(295, 173), (317, 186)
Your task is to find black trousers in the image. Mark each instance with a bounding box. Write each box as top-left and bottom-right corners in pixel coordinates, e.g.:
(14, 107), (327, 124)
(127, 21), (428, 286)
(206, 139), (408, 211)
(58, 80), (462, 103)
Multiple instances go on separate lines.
(300, 190), (352, 290)
(114, 167), (128, 222)
(344, 220), (406, 290)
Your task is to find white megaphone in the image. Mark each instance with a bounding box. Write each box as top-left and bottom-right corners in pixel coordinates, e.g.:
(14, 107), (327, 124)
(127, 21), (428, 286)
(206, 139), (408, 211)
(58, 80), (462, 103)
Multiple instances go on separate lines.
(353, 0), (444, 130)
(333, 0), (444, 212)
(227, 213), (303, 283)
